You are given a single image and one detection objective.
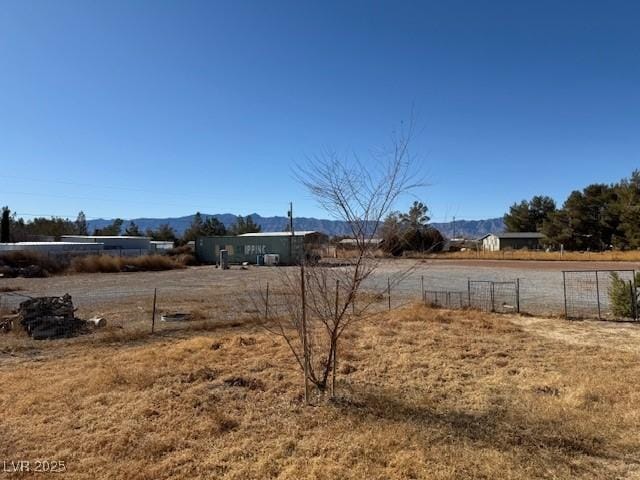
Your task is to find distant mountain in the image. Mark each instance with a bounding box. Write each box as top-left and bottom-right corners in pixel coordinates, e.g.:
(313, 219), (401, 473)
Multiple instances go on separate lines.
(87, 214), (504, 239)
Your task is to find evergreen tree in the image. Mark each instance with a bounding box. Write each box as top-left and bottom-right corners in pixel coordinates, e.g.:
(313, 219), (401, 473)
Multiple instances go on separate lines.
(504, 196), (555, 233)
(75, 211), (88, 235)
(201, 217), (227, 236)
(145, 224), (177, 242)
(94, 218), (123, 236)
(399, 201), (430, 228)
(229, 215), (262, 235)
(183, 212), (226, 242)
(1, 206), (10, 243)
(124, 221), (142, 236)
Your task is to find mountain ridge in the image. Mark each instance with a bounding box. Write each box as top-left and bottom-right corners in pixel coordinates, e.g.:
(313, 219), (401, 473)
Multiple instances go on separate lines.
(87, 214), (505, 239)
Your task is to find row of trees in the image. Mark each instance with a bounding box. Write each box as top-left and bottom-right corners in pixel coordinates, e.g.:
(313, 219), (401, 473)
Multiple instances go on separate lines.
(0, 209), (262, 245)
(504, 170), (640, 250)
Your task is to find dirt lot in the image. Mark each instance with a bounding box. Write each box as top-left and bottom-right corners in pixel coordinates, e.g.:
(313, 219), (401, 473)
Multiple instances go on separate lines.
(1, 303), (639, 479)
(3, 258), (639, 319)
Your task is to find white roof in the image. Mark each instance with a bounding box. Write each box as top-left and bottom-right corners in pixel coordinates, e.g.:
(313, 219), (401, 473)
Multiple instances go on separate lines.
(238, 231), (319, 237)
(61, 235), (151, 240)
(0, 242), (104, 246)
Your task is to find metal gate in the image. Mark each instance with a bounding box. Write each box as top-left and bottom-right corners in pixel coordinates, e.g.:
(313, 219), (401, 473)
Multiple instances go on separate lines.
(563, 270), (638, 321)
(423, 290), (465, 309)
(467, 280), (520, 313)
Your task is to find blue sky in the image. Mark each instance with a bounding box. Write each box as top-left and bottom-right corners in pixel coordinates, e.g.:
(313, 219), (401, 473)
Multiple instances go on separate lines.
(1, 0), (638, 222)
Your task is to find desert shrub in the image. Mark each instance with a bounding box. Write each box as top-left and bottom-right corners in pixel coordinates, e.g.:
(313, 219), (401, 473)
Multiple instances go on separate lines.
(608, 272), (640, 318)
(0, 251), (68, 275)
(71, 254), (185, 273)
(175, 253), (197, 266)
(167, 245), (192, 256)
(71, 255), (121, 273)
(126, 254), (182, 271)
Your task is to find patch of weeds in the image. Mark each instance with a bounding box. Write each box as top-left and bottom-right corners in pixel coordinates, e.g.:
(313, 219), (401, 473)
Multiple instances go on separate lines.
(534, 385), (560, 396)
(223, 376), (264, 390)
(184, 367), (218, 383)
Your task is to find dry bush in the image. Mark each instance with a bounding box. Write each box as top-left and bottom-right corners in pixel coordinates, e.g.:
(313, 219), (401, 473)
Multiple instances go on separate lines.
(71, 254), (185, 273)
(0, 251), (68, 275)
(167, 245), (193, 256)
(175, 253), (197, 266)
(71, 255), (121, 273)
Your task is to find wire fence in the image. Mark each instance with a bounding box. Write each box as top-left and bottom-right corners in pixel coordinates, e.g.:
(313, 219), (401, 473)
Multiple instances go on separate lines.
(1, 265), (639, 342)
(563, 270), (638, 321)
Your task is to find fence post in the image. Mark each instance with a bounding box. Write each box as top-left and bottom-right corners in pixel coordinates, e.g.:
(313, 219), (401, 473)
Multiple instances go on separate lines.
(562, 271), (568, 319)
(387, 277), (391, 311)
(151, 288), (157, 334)
(516, 278), (520, 313)
(333, 279), (339, 398)
(490, 282), (495, 312)
(421, 275), (424, 304)
(595, 271), (601, 320)
(629, 280), (636, 321)
(632, 270), (638, 320)
(467, 278), (471, 307)
(265, 282), (269, 320)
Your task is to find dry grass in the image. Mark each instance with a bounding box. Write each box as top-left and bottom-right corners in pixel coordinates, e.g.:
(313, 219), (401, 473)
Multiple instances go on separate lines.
(428, 250), (640, 262)
(71, 254), (187, 273)
(0, 250), (68, 275)
(0, 252), (190, 276)
(1, 306), (639, 479)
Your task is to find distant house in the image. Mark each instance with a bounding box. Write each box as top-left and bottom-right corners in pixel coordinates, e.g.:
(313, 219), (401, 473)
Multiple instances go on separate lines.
(479, 232), (545, 252)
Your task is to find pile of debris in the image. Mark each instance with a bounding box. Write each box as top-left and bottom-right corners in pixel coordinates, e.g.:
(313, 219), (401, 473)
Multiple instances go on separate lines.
(18, 294), (86, 340)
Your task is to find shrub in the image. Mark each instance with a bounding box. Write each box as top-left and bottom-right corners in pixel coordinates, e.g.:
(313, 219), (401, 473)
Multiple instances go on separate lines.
(71, 254), (185, 273)
(0, 251), (68, 275)
(608, 272), (640, 318)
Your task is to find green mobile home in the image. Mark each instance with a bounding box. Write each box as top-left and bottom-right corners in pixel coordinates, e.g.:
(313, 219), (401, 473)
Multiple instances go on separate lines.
(196, 231), (327, 265)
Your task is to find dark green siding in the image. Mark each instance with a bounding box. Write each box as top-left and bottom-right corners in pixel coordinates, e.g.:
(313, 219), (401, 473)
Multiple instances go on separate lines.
(196, 236), (305, 265)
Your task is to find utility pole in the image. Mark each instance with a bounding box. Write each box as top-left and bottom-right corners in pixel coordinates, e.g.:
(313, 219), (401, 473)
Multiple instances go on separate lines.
(452, 216), (456, 239)
(288, 202), (295, 264)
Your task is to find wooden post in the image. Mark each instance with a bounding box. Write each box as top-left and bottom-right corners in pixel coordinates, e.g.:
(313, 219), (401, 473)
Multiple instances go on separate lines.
(595, 271), (601, 320)
(627, 280), (637, 321)
(421, 275), (425, 304)
(467, 278), (471, 308)
(490, 282), (495, 312)
(151, 288), (157, 334)
(265, 282), (269, 320)
(562, 271), (568, 319)
(515, 278), (520, 314)
(332, 279), (339, 398)
(300, 264), (310, 405)
(633, 272), (638, 321)
(387, 277), (391, 311)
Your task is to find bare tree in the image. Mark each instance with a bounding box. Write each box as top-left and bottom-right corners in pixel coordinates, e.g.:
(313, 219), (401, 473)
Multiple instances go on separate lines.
(257, 120), (423, 403)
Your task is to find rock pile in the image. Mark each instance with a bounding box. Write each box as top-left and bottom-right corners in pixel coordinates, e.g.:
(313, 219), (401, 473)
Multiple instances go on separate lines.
(18, 294), (85, 340)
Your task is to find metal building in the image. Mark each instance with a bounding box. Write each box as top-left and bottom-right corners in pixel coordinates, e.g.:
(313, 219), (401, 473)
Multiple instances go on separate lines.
(196, 231), (327, 265)
(61, 235), (151, 255)
(0, 242), (104, 254)
(479, 232), (545, 252)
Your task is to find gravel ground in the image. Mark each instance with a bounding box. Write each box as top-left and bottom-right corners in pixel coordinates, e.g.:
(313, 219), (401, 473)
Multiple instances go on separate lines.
(2, 259), (639, 318)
